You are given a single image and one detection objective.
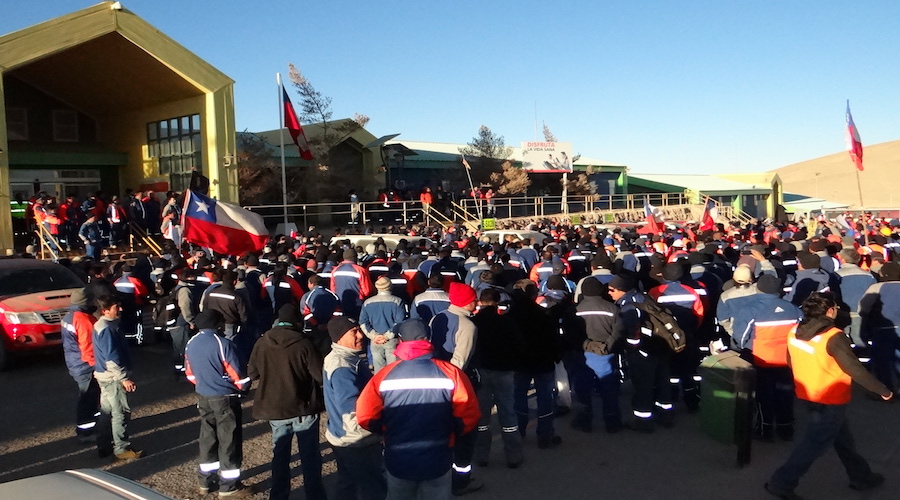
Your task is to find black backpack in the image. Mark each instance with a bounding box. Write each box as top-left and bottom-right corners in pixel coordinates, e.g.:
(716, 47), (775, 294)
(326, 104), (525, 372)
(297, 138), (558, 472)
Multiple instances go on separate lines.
(634, 298), (687, 353)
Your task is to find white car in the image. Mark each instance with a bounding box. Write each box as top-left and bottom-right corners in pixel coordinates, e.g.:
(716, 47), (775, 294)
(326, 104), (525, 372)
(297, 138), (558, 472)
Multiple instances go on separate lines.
(329, 233), (437, 253)
(0, 469), (176, 500)
(481, 230), (550, 245)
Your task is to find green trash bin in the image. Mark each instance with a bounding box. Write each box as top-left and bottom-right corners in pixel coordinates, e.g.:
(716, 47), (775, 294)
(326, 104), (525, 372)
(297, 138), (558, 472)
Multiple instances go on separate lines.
(698, 350), (756, 466)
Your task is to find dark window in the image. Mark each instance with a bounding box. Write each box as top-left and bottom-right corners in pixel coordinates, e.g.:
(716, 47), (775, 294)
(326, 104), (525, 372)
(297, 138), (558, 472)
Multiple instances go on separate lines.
(147, 113), (201, 192)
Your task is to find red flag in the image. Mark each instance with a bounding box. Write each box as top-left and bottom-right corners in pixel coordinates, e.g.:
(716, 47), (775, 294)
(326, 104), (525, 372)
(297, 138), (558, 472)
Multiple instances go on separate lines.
(700, 198), (717, 232)
(283, 86), (313, 161)
(181, 189), (268, 255)
(845, 100), (863, 171)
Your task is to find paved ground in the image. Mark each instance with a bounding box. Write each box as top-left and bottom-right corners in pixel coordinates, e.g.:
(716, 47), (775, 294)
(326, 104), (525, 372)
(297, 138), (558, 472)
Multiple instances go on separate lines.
(1, 342), (897, 500)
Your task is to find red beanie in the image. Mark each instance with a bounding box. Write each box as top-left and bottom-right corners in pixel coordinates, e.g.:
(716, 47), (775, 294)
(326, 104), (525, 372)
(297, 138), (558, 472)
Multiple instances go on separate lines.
(449, 282), (477, 307)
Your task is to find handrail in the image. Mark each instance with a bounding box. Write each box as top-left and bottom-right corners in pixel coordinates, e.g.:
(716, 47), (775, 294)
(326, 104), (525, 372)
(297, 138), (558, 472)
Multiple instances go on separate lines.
(423, 204), (454, 228)
(127, 221), (163, 257)
(34, 225), (60, 262)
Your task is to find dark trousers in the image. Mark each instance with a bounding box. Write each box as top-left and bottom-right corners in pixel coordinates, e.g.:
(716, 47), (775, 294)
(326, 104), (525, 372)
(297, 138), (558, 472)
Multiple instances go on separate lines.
(73, 372), (100, 438)
(514, 370), (556, 440)
(755, 365), (795, 437)
(670, 346), (701, 410)
(170, 323), (192, 371)
(769, 402), (874, 493)
(332, 443), (387, 500)
(452, 430), (477, 490)
(627, 350), (673, 420)
(870, 329), (899, 392)
(197, 395), (243, 492)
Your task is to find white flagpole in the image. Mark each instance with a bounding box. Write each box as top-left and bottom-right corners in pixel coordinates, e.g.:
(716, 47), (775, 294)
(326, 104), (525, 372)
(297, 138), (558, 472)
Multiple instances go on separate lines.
(277, 73), (288, 228)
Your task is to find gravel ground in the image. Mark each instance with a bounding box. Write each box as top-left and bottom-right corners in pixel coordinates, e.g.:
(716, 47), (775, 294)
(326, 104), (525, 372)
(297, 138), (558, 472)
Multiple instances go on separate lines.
(2, 338), (898, 500)
(0, 342), (337, 500)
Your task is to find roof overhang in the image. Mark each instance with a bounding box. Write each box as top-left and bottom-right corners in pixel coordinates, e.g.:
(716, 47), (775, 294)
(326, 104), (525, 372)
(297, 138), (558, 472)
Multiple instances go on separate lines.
(0, 2), (233, 115)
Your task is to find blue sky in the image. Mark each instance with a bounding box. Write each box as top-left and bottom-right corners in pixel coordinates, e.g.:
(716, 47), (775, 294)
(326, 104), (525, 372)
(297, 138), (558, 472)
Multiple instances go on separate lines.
(3, 1), (898, 174)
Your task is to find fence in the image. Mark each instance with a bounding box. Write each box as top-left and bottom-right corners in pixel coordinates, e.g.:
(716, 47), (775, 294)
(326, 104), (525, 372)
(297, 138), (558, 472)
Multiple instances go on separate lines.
(243, 192), (695, 231)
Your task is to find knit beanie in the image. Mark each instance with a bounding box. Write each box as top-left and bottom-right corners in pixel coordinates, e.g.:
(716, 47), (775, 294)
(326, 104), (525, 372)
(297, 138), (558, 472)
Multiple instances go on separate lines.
(662, 263), (684, 282)
(881, 262), (900, 282)
(276, 304), (302, 328)
(70, 288), (89, 307)
(195, 309), (223, 331)
(397, 318), (430, 341)
(608, 275), (635, 292)
(328, 317), (358, 343)
(581, 278), (605, 297)
(449, 282), (477, 307)
(375, 276), (392, 292)
(756, 274), (782, 295)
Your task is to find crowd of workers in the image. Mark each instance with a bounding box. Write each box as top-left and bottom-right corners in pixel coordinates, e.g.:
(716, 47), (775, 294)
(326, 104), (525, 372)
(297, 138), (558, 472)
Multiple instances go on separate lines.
(55, 211), (900, 499)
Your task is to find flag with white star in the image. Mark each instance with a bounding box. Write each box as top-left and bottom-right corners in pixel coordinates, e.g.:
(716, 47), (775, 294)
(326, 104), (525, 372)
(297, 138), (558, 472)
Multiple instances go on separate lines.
(182, 189), (268, 255)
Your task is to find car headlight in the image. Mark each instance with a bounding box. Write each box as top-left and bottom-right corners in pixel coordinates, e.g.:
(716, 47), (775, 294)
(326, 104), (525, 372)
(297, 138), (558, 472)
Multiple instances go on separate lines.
(4, 311), (44, 324)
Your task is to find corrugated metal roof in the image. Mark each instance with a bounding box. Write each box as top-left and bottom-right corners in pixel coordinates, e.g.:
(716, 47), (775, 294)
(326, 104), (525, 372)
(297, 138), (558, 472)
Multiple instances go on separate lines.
(386, 140), (626, 168)
(629, 173), (770, 194)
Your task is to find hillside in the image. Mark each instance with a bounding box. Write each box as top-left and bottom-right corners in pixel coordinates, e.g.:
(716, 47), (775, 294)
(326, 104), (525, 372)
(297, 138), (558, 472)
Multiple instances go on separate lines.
(771, 140), (900, 208)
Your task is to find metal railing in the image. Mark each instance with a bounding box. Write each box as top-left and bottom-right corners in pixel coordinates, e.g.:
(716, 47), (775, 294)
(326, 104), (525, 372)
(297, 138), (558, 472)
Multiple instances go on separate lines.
(243, 192), (739, 231)
(127, 221), (163, 257)
(34, 224), (60, 261)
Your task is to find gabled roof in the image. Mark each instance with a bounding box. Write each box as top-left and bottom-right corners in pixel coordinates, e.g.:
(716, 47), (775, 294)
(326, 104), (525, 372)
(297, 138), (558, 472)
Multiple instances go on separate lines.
(250, 119), (378, 160)
(0, 1), (233, 114)
(384, 140), (627, 171)
(628, 173), (771, 195)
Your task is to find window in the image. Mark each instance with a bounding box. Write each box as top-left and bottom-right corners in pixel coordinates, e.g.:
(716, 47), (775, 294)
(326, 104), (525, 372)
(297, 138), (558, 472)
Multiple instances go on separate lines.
(147, 113), (201, 192)
(7, 108), (28, 141)
(52, 110), (79, 142)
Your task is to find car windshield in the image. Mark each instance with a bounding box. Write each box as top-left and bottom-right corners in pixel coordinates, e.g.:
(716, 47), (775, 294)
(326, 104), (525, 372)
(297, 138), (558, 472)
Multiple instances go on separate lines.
(0, 265), (83, 296)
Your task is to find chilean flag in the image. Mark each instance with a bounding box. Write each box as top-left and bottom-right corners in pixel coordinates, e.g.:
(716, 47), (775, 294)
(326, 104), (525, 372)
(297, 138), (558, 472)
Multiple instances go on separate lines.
(700, 198), (717, 232)
(283, 86), (314, 161)
(845, 100), (863, 171)
(637, 196), (663, 234)
(181, 189), (268, 256)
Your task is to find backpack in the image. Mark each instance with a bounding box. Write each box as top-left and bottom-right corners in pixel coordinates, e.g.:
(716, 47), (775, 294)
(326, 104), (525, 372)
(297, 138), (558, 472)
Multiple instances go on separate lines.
(634, 297), (687, 353)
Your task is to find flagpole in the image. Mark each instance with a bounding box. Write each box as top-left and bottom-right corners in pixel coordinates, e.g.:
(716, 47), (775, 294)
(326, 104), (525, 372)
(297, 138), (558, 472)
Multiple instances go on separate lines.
(276, 73), (289, 229)
(855, 168), (869, 246)
(461, 156), (482, 228)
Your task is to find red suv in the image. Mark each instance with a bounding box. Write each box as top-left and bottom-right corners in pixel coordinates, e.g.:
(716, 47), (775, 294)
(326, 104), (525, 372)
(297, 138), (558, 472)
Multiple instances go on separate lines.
(0, 259), (84, 369)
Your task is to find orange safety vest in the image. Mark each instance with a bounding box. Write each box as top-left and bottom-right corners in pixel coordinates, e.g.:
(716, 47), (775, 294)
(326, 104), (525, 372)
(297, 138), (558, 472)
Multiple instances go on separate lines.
(752, 319), (798, 367)
(788, 326), (851, 405)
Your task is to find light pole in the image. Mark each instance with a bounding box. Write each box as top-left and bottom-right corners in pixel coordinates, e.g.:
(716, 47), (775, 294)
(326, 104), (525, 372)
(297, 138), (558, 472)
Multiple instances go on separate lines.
(814, 172), (820, 198)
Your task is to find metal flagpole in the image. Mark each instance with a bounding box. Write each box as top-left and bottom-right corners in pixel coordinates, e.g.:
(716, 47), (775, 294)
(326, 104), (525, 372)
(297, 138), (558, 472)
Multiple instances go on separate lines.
(461, 155), (482, 228)
(276, 73), (289, 228)
(855, 169), (869, 246)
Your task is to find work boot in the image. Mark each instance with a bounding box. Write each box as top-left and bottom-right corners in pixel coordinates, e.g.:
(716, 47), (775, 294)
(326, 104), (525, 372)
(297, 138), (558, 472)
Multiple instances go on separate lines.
(625, 418), (654, 434)
(754, 423), (775, 442)
(537, 435), (562, 449)
(114, 449), (143, 460)
(452, 477), (483, 496)
(849, 473), (885, 491)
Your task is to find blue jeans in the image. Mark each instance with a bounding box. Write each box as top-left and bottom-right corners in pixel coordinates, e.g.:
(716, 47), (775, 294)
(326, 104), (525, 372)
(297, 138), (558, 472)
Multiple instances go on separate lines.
(567, 351), (622, 428)
(768, 402), (873, 494)
(97, 378), (131, 455)
(269, 414), (326, 500)
(332, 442), (387, 500)
(514, 370), (556, 440)
(370, 339), (398, 373)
